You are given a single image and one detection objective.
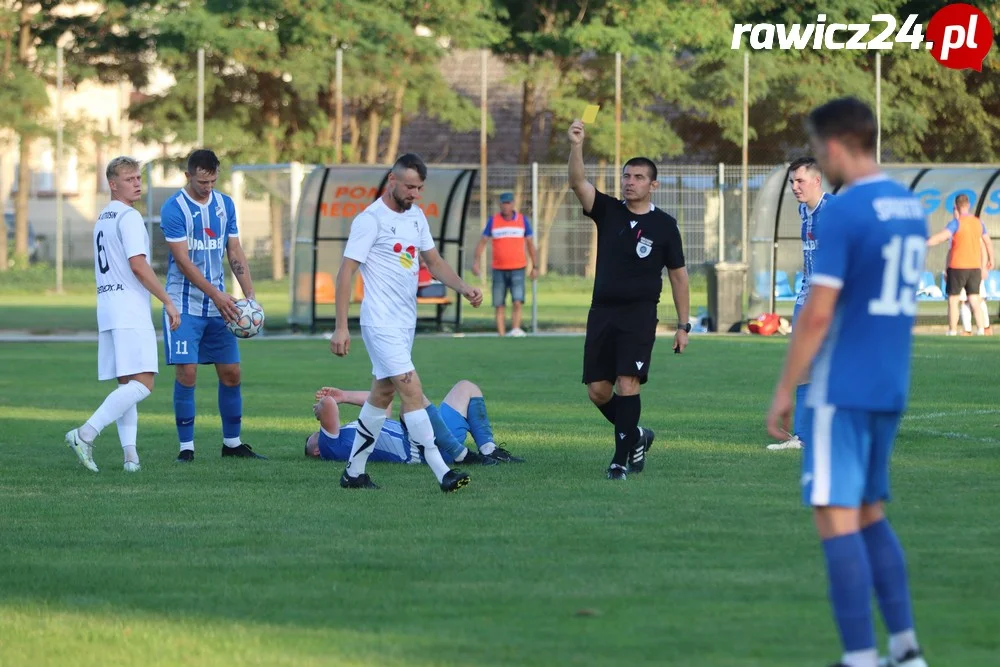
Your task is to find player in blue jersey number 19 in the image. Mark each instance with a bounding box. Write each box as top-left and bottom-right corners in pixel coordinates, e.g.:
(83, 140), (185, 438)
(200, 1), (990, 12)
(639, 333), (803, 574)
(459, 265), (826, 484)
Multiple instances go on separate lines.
(767, 98), (928, 667)
(160, 149), (266, 462)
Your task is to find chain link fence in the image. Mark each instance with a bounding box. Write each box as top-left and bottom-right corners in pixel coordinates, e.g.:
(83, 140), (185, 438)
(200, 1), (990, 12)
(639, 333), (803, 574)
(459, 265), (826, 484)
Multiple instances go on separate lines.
(11, 160), (775, 330)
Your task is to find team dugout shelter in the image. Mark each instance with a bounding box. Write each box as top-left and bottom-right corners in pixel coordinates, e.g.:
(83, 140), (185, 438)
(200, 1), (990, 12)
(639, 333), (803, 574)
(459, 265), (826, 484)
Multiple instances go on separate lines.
(289, 166), (478, 332)
(749, 165), (1000, 315)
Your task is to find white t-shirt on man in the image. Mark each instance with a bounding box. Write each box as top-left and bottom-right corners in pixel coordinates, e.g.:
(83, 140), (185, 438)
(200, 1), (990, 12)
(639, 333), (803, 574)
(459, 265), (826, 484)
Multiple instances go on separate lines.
(94, 200), (154, 332)
(343, 197), (435, 328)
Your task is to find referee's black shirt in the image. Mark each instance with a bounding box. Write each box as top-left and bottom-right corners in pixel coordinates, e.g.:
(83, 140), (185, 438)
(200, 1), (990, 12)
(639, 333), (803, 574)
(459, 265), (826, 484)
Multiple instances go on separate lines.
(584, 189), (686, 307)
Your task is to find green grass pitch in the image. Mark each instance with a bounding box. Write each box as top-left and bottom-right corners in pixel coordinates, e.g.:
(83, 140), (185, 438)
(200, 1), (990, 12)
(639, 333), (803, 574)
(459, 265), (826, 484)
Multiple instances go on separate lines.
(0, 335), (998, 666)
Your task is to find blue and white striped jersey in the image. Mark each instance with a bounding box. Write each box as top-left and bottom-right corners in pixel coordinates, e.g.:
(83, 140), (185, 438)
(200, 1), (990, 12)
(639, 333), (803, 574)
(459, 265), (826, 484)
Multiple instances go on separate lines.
(160, 189), (239, 317)
(318, 419), (413, 463)
(796, 192), (833, 307)
(807, 175), (927, 412)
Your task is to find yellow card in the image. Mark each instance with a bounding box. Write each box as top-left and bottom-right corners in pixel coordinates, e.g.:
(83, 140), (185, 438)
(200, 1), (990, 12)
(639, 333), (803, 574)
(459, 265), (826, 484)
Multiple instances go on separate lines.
(582, 104), (600, 124)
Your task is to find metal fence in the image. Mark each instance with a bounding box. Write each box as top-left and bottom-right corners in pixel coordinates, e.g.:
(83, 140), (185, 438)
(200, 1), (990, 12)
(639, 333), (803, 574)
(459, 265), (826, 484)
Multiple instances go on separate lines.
(13, 161), (777, 330)
(210, 162), (776, 282)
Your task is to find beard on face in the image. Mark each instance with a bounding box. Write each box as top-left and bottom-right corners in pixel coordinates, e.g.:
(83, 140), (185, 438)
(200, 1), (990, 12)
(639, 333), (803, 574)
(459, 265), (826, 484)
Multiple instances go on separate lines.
(392, 186), (412, 211)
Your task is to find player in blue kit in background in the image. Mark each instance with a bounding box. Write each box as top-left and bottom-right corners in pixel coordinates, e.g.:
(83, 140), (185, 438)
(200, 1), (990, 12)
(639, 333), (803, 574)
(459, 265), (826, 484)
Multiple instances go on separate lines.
(768, 157), (833, 451)
(305, 380), (523, 465)
(161, 149), (266, 462)
(767, 97), (929, 667)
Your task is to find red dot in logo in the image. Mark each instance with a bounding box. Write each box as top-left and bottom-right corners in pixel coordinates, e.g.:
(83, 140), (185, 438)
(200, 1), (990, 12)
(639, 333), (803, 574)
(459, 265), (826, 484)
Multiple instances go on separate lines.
(406, 246), (416, 256)
(393, 243), (402, 253)
(927, 3), (993, 72)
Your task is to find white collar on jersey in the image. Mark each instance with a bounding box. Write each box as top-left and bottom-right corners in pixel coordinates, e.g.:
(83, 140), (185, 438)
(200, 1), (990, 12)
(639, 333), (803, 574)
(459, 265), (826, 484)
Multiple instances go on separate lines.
(619, 200), (656, 212)
(838, 172), (889, 194)
(180, 188), (215, 208)
(805, 192), (830, 216)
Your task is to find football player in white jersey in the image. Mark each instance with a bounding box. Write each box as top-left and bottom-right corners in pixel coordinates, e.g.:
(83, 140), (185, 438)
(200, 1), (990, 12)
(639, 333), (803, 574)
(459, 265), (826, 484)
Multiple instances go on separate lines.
(65, 157), (181, 473)
(330, 153), (484, 492)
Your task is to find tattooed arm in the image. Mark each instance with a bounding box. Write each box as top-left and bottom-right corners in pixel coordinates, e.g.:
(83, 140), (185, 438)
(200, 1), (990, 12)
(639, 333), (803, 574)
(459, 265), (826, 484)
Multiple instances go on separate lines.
(226, 236), (255, 300)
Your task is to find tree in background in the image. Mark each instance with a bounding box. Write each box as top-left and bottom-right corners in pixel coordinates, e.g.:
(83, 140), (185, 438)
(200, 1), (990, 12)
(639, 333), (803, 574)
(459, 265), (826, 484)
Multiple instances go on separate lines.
(493, 0), (741, 273)
(0, 1), (53, 271)
(132, 0), (504, 279)
(710, 0), (1000, 162)
(0, 0), (159, 271)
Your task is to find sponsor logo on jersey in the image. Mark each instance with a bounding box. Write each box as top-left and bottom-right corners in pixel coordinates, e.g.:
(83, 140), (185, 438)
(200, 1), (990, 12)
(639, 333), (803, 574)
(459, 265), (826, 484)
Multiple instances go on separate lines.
(97, 284), (125, 294)
(188, 237), (225, 251)
(393, 242), (417, 270)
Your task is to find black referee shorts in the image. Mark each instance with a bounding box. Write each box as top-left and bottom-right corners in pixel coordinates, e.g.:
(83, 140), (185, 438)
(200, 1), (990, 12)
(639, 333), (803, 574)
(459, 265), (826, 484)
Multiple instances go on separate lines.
(582, 303), (658, 385)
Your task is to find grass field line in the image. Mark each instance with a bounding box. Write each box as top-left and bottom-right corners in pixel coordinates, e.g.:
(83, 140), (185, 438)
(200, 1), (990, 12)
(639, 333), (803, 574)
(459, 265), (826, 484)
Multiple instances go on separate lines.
(905, 409), (1000, 421)
(901, 426), (1000, 445)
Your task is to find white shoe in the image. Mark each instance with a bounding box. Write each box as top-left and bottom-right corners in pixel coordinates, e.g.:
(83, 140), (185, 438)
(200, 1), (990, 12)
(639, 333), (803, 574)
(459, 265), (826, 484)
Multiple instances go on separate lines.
(65, 429), (99, 472)
(766, 435), (803, 451)
(123, 460), (141, 473)
(879, 651), (928, 667)
(507, 327), (527, 337)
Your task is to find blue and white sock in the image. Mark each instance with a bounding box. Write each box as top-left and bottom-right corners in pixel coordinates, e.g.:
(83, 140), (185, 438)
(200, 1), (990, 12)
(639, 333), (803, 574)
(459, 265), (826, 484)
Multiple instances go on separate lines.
(174, 381), (196, 449)
(219, 382), (243, 447)
(822, 532), (877, 661)
(425, 403), (463, 463)
(862, 519), (919, 659)
(467, 397), (496, 455)
(793, 383), (810, 441)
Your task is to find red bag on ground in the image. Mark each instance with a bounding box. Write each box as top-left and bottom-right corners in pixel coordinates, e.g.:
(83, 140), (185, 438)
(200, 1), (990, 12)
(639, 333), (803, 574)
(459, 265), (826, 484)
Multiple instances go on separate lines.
(748, 312), (781, 336)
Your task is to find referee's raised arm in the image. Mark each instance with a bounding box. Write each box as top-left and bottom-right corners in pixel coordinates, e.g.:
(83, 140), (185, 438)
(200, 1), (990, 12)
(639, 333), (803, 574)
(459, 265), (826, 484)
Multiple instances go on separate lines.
(567, 120), (596, 214)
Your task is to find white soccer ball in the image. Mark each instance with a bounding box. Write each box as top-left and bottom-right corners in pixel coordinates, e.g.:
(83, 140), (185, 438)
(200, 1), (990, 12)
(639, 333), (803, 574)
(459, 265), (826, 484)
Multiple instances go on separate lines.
(228, 298), (265, 339)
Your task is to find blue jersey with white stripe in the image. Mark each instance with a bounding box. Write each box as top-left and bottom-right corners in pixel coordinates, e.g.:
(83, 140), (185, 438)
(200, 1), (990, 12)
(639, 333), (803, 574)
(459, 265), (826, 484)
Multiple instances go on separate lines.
(318, 419), (411, 463)
(161, 189), (239, 317)
(807, 175), (928, 413)
(797, 193), (833, 306)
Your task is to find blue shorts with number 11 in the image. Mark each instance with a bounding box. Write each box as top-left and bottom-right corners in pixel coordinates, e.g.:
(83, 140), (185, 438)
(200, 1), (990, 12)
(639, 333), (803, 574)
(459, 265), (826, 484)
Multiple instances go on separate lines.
(163, 312), (240, 365)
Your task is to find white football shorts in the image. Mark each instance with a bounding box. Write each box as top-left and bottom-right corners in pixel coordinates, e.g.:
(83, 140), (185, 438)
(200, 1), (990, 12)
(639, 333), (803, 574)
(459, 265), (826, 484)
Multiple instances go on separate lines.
(98, 328), (159, 381)
(360, 326), (416, 380)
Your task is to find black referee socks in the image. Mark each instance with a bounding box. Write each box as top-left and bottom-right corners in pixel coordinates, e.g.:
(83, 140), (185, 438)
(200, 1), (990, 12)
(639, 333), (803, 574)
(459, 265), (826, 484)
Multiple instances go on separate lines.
(597, 394), (618, 424)
(612, 394), (641, 467)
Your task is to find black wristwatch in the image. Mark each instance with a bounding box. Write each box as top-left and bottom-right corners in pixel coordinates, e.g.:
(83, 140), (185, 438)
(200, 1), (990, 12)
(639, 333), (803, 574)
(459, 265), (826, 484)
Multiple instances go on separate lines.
(678, 322), (692, 333)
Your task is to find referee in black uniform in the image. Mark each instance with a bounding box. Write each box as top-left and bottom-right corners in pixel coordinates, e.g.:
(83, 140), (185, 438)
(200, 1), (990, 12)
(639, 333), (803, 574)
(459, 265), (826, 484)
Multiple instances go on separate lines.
(567, 119), (690, 480)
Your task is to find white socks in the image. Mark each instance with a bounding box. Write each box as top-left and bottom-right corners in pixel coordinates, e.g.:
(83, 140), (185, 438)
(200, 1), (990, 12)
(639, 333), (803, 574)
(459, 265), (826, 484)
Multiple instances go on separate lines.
(223, 437), (242, 448)
(116, 404), (139, 463)
(81, 381), (151, 443)
(403, 408), (450, 482)
(889, 630), (918, 661)
(346, 401), (388, 478)
(841, 648), (878, 667)
(479, 441), (497, 456)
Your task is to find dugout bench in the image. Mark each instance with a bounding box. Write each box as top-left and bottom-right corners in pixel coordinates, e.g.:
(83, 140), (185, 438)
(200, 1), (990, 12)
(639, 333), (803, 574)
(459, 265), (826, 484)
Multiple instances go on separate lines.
(312, 271), (456, 333)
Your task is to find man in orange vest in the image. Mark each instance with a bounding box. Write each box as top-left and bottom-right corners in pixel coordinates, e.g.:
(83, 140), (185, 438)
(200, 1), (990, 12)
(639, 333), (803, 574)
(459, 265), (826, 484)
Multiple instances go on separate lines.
(927, 194), (994, 335)
(472, 192), (538, 337)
